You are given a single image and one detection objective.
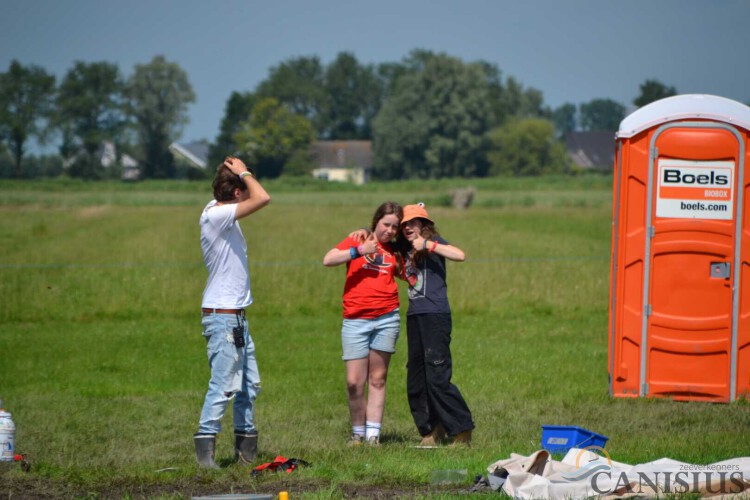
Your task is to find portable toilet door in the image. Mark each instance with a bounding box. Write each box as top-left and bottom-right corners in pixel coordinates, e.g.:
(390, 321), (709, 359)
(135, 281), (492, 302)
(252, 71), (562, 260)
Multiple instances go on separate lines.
(609, 94), (750, 402)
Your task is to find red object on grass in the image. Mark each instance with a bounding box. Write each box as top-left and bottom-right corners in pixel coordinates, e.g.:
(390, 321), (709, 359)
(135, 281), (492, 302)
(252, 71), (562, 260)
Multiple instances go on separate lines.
(251, 455), (311, 476)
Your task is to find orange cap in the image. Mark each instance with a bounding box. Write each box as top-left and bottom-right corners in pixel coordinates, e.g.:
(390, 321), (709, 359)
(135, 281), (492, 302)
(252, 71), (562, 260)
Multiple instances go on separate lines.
(402, 203), (433, 225)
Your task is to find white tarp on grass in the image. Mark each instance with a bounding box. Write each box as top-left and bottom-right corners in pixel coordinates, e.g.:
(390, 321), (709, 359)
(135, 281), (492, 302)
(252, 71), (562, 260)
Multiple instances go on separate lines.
(487, 449), (750, 499)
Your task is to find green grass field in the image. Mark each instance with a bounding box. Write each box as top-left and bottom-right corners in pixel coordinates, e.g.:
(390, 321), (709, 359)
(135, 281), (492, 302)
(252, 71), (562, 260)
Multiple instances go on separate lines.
(1, 176), (748, 498)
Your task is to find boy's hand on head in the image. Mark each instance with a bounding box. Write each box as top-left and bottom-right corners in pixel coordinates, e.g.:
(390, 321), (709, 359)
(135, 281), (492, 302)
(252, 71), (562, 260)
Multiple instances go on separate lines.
(223, 157), (248, 176)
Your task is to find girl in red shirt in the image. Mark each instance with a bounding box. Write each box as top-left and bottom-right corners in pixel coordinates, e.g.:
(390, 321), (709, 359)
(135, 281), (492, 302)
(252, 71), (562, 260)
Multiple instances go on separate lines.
(323, 201), (403, 445)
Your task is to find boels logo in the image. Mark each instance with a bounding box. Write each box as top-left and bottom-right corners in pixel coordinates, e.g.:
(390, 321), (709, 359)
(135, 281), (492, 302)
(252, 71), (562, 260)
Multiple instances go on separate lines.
(656, 160), (735, 220)
(662, 169), (729, 186)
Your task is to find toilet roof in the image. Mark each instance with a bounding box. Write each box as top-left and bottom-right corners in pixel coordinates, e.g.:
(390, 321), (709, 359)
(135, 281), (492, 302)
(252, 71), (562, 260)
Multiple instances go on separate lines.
(617, 94), (750, 138)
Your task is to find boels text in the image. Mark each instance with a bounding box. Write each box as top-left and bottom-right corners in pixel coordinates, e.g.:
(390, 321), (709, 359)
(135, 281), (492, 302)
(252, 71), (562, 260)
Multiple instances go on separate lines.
(663, 169), (729, 185)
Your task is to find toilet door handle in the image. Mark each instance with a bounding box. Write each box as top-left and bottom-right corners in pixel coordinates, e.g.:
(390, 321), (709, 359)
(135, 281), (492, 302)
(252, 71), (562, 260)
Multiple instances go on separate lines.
(710, 262), (731, 279)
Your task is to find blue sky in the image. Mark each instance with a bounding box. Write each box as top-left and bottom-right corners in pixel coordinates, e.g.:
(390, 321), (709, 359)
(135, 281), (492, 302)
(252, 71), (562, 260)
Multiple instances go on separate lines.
(2, 0), (748, 148)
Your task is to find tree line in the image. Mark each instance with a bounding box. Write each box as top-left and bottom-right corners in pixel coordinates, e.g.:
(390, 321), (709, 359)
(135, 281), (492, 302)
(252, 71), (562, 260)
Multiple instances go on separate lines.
(0, 56), (196, 180)
(0, 51), (677, 180)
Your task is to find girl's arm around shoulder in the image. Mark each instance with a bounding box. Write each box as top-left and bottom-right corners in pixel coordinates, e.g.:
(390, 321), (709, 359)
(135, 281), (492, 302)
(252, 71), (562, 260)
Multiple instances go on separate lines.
(432, 240), (465, 262)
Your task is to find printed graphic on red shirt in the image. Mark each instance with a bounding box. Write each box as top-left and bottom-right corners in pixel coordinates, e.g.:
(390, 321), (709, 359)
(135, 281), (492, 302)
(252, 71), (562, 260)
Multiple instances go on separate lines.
(336, 236), (400, 319)
(362, 252), (393, 274)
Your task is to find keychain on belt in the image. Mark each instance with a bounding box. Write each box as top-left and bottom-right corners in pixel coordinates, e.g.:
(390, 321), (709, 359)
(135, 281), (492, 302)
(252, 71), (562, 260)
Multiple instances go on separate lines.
(232, 311), (246, 348)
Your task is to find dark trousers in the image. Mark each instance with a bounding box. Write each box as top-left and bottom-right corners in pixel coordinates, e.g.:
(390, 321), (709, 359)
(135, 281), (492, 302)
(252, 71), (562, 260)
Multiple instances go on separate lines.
(406, 313), (474, 437)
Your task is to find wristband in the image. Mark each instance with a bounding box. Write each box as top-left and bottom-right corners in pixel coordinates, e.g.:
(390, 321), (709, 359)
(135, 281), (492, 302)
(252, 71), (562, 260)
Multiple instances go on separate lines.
(422, 239), (428, 251)
(349, 246), (359, 259)
(429, 240), (439, 253)
(239, 171), (253, 179)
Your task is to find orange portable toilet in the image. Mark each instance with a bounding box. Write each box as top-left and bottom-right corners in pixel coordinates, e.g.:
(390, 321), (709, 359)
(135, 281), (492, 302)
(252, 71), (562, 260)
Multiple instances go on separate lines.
(609, 94), (750, 402)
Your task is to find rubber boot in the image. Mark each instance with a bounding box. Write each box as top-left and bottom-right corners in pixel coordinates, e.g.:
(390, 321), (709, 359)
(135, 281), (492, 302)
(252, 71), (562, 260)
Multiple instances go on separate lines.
(194, 433), (220, 469)
(234, 431), (258, 464)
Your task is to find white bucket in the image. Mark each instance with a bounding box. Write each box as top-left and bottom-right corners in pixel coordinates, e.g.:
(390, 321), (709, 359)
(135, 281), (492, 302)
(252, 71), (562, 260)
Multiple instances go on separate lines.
(0, 409), (15, 462)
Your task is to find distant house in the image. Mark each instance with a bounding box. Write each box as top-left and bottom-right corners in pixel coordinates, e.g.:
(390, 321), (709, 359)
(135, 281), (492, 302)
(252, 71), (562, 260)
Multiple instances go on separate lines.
(169, 141), (210, 169)
(311, 140), (373, 185)
(63, 141), (140, 180)
(120, 155), (140, 181)
(564, 131), (616, 171)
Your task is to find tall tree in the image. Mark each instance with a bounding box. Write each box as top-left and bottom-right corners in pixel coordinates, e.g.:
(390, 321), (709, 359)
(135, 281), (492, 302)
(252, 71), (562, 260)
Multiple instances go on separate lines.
(579, 98), (626, 131)
(255, 56), (327, 133)
(124, 55), (195, 178)
(400, 49), (439, 73)
(233, 98), (314, 178)
(372, 52), (493, 179)
(487, 118), (570, 176)
(56, 61), (125, 179)
(633, 79), (677, 107)
(495, 75), (547, 122)
(254, 53), (386, 140)
(552, 102), (577, 137)
(208, 91), (255, 168)
(0, 60), (55, 177)
(375, 61), (410, 99)
(321, 52), (384, 140)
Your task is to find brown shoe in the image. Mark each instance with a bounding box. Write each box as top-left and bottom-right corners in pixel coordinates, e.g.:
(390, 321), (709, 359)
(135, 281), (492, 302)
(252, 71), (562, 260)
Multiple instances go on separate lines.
(449, 430), (472, 447)
(419, 424), (446, 446)
(348, 434), (365, 446)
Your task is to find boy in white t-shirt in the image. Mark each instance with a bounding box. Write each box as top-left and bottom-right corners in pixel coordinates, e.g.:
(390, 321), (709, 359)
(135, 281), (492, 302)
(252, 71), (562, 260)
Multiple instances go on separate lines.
(194, 157), (270, 469)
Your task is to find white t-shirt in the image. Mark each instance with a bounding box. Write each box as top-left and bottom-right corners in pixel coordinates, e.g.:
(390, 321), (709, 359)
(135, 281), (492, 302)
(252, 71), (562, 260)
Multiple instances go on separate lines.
(200, 200), (253, 309)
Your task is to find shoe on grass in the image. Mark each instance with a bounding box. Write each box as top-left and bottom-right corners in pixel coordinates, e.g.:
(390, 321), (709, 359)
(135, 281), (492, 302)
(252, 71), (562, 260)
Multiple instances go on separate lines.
(419, 424), (446, 446)
(367, 435), (380, 446)
(348, 434), (365, 446)
(449, 430), (472, 447)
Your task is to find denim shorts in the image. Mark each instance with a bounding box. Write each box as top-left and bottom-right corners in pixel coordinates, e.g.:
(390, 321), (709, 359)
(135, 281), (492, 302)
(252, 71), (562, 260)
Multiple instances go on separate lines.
(341, 309), (400, 360)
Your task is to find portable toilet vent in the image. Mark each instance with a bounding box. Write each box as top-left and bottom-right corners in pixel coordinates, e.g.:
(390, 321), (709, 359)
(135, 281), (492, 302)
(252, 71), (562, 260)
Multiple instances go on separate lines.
(609, 94), (750, 402)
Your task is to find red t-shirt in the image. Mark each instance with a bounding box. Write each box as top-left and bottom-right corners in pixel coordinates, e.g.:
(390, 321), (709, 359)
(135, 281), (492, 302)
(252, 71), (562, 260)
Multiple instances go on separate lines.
(336, 236), (401, 319)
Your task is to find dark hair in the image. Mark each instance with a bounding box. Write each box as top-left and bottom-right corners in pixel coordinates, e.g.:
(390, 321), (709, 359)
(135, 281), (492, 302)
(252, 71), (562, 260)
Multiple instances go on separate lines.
(212, 165), (247, 202)
(396, 218), (440, 266)
(370, 201), (403, 231)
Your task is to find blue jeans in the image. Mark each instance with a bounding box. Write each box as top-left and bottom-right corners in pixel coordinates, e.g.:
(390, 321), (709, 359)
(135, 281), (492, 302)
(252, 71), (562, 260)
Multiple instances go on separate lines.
(198, 312), (260, 435)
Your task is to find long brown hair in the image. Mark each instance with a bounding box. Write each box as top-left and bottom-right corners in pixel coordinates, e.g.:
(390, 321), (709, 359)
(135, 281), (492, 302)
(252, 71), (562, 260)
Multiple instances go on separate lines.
(370, 201), (403, 231)
(396, 219), (440, 267)
(371, 201), (404, 275)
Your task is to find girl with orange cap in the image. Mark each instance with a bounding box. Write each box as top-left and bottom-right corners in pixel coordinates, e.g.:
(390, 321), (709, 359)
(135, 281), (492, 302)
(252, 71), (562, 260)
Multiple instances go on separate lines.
(398, 203), (474, 446)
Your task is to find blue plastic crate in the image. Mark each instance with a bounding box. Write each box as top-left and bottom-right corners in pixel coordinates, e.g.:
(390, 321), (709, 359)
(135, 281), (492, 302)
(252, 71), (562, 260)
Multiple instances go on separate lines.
(541, 425), (608, 453)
